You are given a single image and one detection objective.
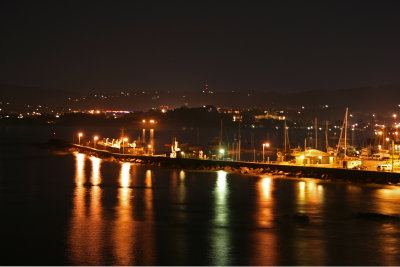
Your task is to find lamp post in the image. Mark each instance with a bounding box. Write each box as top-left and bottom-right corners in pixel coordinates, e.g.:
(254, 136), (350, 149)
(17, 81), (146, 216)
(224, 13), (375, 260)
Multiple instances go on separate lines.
(219, 148), (225, 160)
(143, 119), (156, 154)
(122, 137), (128, 154)
(78, 132), (83, 145)
(263, 143), (270, 163)
(94, 136), (98, 148)
(148, 144), (152, 155)
(392, 139), (395, 172)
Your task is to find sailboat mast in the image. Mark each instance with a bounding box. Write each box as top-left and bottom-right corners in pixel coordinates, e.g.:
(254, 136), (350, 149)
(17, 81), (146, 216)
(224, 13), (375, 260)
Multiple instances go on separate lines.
(284, 119), (287, 152)
(325, 120), (329, 152)
(336, 108), (349, 156)
(344, 108), (348, 154)
(315, 117), (318, 149)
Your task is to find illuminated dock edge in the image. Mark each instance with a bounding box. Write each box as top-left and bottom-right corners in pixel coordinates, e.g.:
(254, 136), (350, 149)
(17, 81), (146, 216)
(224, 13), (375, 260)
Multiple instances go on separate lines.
(49, 139), (400, 185)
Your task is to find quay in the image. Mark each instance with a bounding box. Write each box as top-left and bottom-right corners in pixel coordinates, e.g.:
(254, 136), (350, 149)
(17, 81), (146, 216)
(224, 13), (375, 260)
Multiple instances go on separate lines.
(49, 139), (400, 185)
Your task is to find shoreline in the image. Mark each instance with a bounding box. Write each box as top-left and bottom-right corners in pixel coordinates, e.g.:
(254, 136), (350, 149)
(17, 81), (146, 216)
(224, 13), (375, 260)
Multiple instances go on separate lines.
(47, 139), (400, 186)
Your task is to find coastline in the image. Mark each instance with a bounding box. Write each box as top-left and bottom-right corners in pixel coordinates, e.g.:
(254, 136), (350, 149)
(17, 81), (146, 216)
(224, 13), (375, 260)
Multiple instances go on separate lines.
(47, 138), (400, 186)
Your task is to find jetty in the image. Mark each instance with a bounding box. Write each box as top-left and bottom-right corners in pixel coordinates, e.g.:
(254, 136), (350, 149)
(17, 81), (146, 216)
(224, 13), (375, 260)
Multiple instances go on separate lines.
(49, 139), (400, 185)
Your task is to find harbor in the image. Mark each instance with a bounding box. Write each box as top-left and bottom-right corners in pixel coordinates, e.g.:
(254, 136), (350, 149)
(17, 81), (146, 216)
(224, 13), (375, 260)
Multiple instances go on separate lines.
(50, 138), (400, 185)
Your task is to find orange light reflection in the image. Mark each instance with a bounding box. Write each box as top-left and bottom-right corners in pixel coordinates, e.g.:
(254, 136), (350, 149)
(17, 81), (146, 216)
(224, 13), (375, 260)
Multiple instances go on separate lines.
(113, 162), (134, 265)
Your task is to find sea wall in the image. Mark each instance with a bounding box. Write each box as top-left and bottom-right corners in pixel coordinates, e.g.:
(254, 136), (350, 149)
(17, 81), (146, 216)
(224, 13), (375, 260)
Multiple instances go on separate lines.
(57, 140), (400, 185)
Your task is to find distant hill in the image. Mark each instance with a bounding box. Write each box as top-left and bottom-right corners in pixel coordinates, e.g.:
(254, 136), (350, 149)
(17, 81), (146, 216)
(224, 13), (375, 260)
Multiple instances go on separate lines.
(0, 83), (399, 116)
(0, 84), (79, 110)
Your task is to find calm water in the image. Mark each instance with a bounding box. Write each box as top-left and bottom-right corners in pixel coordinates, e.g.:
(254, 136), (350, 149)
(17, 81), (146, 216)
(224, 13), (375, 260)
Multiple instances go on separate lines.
(1, 125), (400, 265)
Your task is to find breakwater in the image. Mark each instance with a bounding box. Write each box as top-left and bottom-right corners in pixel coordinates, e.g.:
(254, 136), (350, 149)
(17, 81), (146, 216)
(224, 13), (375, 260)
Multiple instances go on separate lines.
(49, 139), (400, 185)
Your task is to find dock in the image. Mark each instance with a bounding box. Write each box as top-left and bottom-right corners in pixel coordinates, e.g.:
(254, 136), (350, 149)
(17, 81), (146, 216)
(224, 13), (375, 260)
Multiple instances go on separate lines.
(49, 139), (400, 185)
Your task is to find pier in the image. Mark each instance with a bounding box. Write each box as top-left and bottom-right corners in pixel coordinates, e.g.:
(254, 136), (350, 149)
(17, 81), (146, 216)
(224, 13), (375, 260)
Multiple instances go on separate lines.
(49, 139), (400, 185)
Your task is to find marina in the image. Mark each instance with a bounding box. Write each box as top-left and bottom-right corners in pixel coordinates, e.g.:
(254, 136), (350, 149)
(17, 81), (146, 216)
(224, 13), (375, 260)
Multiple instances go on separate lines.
(51, 139), (400, 185)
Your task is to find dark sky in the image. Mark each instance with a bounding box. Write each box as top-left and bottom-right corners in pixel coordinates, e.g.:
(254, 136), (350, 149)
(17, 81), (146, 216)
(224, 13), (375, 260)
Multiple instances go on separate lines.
(1, 1), (400, 93)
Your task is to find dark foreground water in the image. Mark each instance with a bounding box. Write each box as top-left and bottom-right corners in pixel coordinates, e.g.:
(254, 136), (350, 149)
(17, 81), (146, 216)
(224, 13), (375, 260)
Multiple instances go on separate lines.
(1, 125), (400, 265)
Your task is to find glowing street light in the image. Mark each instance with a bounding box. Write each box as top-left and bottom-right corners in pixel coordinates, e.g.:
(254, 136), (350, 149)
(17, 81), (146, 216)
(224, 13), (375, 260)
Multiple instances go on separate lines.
(263, 143), (270, 163)
(122, 137), (128, 154)
(94, 136), (99, 148)
(219, 148), (225, 160)
(142, 119), (156, 153)
(78, 132), (83, 145)
(133, 141), (136, 154)
(148, 144), (152, 155)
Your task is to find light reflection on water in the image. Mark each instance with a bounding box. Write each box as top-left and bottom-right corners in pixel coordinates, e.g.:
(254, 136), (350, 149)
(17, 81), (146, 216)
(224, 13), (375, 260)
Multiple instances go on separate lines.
(211, 170), (230, 266)
(69, 153), (105, 265)
(250, 176), (277, 265)
(113, 162), (134, 265)
(90, 156), (101, 186)
(66, 153), (400, 266)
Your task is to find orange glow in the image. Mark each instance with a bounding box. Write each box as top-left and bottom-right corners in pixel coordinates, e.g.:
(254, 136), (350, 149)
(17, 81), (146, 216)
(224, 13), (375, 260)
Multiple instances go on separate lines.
(74, 152), (85, 187)
(114, 163), (134, 265)
(142, 119), (146, 123)
(145, 170), (152, 188)
(90, 156), (101, 186)
(120, 163), (131, 188)
(68, 154), (105, 265)
(260, 177), (272, 201)
(94, 136), (99, 141)
(250, 176), (277, 265)
(78, 132), (83, 137)
(149, 119), (155, 123)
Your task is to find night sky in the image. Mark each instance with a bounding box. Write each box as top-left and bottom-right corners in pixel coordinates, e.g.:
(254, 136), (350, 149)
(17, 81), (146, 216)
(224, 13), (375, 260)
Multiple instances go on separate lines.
(1, 1), (400, 93)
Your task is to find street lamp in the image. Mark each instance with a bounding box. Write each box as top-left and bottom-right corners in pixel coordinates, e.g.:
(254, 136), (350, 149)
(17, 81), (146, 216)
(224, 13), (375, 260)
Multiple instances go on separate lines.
(263, 143), (270, 163)
(148, 144), (152, 155)
(122, 137), (128, 154)
(143, 119), (156, 153)
(78, 132), (83, 145)
(94, 136), (99, 148)
(219, 148), (225, 160)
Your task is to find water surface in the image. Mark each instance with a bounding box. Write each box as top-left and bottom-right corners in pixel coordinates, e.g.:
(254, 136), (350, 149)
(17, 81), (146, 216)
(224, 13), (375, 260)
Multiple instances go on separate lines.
(1, 125), (400, 265)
